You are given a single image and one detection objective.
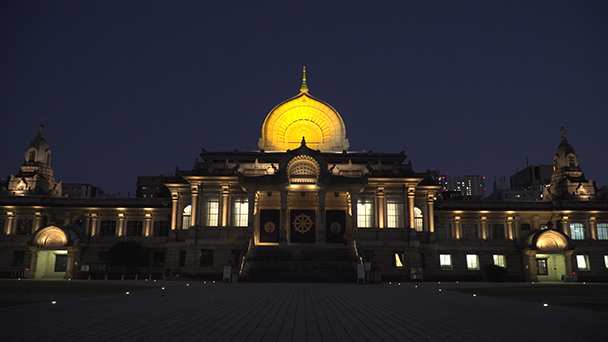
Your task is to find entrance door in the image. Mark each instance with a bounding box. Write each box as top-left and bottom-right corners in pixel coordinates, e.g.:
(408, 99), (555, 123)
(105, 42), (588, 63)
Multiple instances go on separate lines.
(536, 259), (548, 275)
(54, 254), (67, 272)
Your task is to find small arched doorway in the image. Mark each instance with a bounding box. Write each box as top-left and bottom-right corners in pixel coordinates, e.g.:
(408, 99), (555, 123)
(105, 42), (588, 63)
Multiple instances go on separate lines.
(522, 229), (574, 282)
(28, 226), (80, 279)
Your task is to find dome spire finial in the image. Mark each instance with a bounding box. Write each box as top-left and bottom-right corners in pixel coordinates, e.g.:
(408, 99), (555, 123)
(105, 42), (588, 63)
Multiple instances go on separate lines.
(37, 118), (45, 138)
(560, 123), (567, 141)
(300, 66), (309, 92)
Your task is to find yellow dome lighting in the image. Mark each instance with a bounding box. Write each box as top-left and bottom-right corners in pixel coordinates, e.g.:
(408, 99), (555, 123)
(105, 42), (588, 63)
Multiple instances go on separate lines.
(258, 67), (349, 152)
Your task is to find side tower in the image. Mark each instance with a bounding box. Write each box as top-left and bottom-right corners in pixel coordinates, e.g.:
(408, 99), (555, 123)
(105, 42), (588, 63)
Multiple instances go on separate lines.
(543, 125), (596, 201)
(5, 120), (62, 196)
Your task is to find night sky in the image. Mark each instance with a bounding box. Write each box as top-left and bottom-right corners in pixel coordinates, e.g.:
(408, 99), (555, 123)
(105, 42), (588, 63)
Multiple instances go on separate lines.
(1, 1), (607, 196)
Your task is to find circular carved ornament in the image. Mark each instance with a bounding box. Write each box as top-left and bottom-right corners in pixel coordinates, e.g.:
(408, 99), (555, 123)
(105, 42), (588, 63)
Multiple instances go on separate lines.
(264, 221), (276, 233)
(330, 222), (342, 234)
(293, 213), (313, 234)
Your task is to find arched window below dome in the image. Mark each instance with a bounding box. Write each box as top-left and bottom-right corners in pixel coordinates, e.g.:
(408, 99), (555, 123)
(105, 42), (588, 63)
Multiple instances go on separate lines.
(567, 154), (576, 167)
(28, 150), (36, 162)
(414, 207), (423, 231)
(182, 205), (192, 229)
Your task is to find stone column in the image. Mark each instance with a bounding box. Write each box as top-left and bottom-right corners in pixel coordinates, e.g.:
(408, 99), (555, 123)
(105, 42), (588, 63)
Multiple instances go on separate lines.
(144, 213), (152, 237)
(6, 212), (15, 235)
(220, 184), (230, 227)
(407, 186), (416, 229)
(83, 213), (91, 237)
(117, 213), (125, 236)
(170, 191), (179, 231)
(425, 193), (435, 233)
(564, 251), (574, 281)
(34, 212), (44, 232)
(480, 217), (487, 240)
(190, 183), (200, 227)
(318, 190), (326, 244)
(453, 216), (461, 240)
(349, 192), (358, 243)
(247, 191), (257, 242)
(587, 218), (596, 240)
(90, 213), (98, 236)
(376, 186), (385, 229)
(280, 190), (288, 244)
(28, 246), (39, 279)
(506, 216), (514, 240)
(561, 216), (569, 237)
(522, 250), (538, 282)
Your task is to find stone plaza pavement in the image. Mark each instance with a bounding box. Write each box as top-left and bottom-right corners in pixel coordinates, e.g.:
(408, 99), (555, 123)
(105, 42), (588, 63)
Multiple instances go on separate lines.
(1, 280), (606, 342)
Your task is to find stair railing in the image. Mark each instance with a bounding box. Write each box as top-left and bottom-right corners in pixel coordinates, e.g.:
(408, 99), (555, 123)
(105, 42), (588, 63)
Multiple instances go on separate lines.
(352, 238), (364, 264)
(238, 238), (253, 279)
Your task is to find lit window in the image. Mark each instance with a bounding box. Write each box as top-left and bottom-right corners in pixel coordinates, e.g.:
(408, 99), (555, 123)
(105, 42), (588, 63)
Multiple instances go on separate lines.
(204, 196), (219, 227)
(576, 255), (590, 271)
(232, 196), (249, 227)
(493, 254), (506, 268)
(570, 223), (584, 240)
(466, 254), (479, 270)
(182, 205), (192, 230)
(357, 198), (374, 228)
(394, 253), (404, 268)
(439, 254), (452, 270)
(387, 198), (404, 228)
(414, 207), (423, 231)
(597, 223), (608, 240)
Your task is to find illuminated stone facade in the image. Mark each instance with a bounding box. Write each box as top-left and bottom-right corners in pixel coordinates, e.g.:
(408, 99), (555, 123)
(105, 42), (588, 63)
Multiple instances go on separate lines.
(1, 74), (607, 282)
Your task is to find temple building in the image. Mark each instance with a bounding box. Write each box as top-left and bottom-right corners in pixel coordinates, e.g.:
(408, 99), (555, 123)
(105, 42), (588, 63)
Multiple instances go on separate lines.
(1, 71), (607, 282)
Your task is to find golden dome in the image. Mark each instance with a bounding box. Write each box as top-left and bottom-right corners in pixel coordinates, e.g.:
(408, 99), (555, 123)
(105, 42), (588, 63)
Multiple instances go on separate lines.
(258, 67), (349, 152)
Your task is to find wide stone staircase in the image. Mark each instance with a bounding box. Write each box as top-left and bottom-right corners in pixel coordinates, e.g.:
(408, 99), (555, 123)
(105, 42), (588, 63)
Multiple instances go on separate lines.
(240, 245), (359, 283)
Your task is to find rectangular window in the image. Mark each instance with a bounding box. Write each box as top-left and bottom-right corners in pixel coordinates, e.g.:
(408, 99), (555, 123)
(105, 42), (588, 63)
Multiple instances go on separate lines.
(357, 197), (374, 228)
(462, 223), (478, 239)
(386, 198), (404, 228)
(204, 196), (219, 227)
(16, 219), (33, 235)
(99, 220), (117, 236)
(576, 255), (590, 271)
(12, 251), (25, 266)
(466, 254), (479, 270)
(153, 221), (170, 237)
(491, 223), (504, 239)
(597, 223), (608, 240)
(200, 249), (214, 267)
(570, 223), (585, 240)
(493, 254), (506, 268)
(439, 254), (452, 270)
(232, 196), (249, 227)
(435, 223), (451, 239)
(126, 220), (143, 236)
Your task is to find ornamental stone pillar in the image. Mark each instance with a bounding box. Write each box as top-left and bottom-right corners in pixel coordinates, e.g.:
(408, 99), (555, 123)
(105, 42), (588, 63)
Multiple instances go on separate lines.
(247, 191), (257, 242)
(220, 184), (230, 227)
(6, 212), (15, 235)
(144, 213), (152, 237)
(407, 186), (416, 229)
(376, 186), (385, 229)
(90, 213), (98, 236)
(561, 216), (569, 237)
(170, 191), (179, 231)
(425, 193), (435, 233)
(190, 183), (200, 227)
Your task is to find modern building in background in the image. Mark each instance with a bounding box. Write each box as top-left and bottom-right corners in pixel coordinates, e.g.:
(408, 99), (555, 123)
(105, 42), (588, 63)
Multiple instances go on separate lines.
(62, 183), (105, 198)
(1, 73), (607, 283)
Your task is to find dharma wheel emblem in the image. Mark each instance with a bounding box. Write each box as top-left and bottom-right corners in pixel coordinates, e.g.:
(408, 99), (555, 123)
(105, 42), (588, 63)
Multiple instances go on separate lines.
(292, 213), (313, 234)
(264, 221), (276, 233)
(330, 222), (341, 234)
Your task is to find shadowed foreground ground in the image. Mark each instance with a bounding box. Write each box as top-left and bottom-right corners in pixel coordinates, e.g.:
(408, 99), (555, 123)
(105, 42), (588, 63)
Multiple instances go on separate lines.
(0, 280), (606, 342)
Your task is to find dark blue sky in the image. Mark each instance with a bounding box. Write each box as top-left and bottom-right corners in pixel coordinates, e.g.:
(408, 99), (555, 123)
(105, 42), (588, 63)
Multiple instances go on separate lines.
(1, 1), (607, 196)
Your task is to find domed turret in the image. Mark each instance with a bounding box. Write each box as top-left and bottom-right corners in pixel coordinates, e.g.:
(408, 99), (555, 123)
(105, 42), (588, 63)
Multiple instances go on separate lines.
(258, 67), (349, 152)
(543, 125), (596, 201)
(4, 120), (62, 196)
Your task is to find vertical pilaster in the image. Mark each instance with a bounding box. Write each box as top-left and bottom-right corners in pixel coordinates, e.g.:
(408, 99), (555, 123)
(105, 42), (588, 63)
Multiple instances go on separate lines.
(83, 213), (91, 237)
(318, 190), (326, 243)
(117, 213), (125, 236)
(144, 213), (152, 237)
(190, 183), (200, 227)
(170, 191), (179, 231)
(349, 192), (358, 242)
(220, 184), (230, 227)
(407, 186), (415, 229)
(587, 217), (596, 240)
(480, 216), (487, 240)
(425, 193), (435, 233)
(90, 213), (98, 236)
(376, 186), (385, 229)
(6, 212), (15, 235)
(561, 215), (569, 237)
(453, 216), (461, 240)
(247, 191), (257, 242)
(506, 216), (514, 240)
(34, 212), (44, 232)
(280, 190), (288, 244)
